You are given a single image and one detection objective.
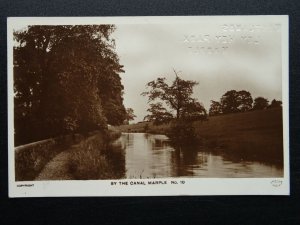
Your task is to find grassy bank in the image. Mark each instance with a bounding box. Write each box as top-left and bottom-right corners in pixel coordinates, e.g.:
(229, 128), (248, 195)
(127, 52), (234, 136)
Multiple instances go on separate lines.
(67, 130), (124, 180)
(116, 108), (283, 164)
(194, 108), (283, 163)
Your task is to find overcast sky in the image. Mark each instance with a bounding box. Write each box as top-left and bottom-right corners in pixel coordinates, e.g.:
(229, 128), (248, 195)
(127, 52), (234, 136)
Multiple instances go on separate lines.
(12, 19), (283, 123)
(113, 22), (282, 122)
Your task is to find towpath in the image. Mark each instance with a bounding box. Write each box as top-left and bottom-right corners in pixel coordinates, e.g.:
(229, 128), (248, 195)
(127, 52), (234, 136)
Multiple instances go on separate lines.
(35, 148), (74, 180)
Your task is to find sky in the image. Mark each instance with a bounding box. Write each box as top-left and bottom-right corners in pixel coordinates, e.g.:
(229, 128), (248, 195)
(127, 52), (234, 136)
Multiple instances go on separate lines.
(12, 19), (283, 123)
(113, 22), (282, 122)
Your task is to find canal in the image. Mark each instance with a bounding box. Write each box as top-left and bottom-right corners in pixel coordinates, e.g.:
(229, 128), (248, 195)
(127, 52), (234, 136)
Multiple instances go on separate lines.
(110, 133), (283, 178)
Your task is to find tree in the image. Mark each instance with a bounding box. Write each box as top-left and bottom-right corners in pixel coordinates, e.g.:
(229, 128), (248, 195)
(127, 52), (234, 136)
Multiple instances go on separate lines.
(181, 99), (207, 122)
(209, 100), (222, 116)
(220, 90), (253, 114)
(14, 25), (126, 144)
(144, 103), (173, 125)
(253, 97), (269, 110)
(101, 101), (126, 126)
(142, 71), (206, 124)
(125, 108), (136, 122)
(237, 90), (253, 112)
(220, 90), (240, 114)
(268, 99), (282, 108)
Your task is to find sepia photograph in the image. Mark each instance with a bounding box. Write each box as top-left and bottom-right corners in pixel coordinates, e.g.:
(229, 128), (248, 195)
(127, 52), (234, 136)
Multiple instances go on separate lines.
(8, 16), (289, 196)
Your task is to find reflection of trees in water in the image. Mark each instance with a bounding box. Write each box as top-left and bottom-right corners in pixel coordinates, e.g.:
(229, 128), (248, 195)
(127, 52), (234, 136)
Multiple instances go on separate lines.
(105, 143), (126, 179)
(125, 133), (134, 147)
(129, 133), (211, 177)
(170, 146), (208, 177)
(219, 150), (283, 170)
(111, 133), (283, 178)
(143, 134), (171, 150)
(152, 139), (170, 150)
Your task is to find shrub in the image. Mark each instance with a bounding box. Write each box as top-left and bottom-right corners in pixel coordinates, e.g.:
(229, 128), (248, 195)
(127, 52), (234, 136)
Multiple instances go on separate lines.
(166, 121), (198, 145)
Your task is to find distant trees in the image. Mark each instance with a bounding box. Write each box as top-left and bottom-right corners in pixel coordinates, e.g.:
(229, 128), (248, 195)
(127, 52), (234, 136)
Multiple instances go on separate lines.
(14, 25), (126, 145)
(142, 71), (206, 125)
(209, 90), (253, 116)
(209, 90), (282, 116)
(221, 90), (253, 113)
(209, 100), (222, 116)
(253, 97), (269, 110)
(269, 99), (282, 108)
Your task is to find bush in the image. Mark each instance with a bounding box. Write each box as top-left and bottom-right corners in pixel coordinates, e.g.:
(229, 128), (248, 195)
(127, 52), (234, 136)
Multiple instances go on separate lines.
(166, 121), (198, 145)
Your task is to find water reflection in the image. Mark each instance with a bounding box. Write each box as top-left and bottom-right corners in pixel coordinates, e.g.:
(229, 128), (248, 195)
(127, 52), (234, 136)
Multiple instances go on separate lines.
(111, 133), (283, 178)
(106, 140), (126, 179)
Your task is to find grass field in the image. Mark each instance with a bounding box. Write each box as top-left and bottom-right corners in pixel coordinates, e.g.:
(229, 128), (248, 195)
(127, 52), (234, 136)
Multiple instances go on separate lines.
(194, 108), (283, 163)
(115, 108), (284, 164)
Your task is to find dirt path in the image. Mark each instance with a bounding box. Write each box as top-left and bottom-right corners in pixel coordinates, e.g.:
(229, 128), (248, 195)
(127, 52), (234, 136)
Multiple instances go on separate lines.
(35, 149), (74, 180)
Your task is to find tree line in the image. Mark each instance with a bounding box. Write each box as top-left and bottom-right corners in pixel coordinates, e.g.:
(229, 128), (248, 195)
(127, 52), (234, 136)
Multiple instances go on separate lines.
(142, 73), (282, 125)
(14, 25), (128, 145)
(209, 90), (282, 116)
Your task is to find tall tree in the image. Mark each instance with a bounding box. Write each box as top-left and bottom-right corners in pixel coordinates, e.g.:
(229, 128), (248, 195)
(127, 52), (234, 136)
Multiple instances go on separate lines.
(142, 71), (206, 124)
(14, 25), (126, 144)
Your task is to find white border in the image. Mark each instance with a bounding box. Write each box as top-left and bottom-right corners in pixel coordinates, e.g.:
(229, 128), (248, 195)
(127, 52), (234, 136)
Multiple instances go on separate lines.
(8, 16), (289, 197)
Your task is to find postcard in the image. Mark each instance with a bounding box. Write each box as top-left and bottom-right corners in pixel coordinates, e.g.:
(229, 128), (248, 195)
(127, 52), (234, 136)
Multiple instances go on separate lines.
(7, 16), (289, 197)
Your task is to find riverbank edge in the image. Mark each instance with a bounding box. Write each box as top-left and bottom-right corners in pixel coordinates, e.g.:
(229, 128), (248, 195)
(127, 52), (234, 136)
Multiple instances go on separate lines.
(66, 129), (122, 180)
(15, 129), (121, 181)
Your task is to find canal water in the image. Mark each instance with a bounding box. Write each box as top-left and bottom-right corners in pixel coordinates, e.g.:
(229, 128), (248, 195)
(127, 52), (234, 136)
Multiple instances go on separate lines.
(110, 133), (283, 178)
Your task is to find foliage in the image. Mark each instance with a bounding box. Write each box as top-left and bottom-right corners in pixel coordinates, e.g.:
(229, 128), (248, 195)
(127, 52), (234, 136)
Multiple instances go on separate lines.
(209, 100), (223, 116)
(125, 108), (136, 122)
(144, 103), (174, 125)
(14, 25), (126, 145)
(209, 90), (282, 115)
(221, 90), (253, 113)
(142, 71), (206, 124)
(253, 97), (269, 110)
(167, 121), (198, 145)
(103, 101), (126, 126)
(181, 99), (207, 121)
(209, 90), (253, 115)
(268, 99), (282, 108)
